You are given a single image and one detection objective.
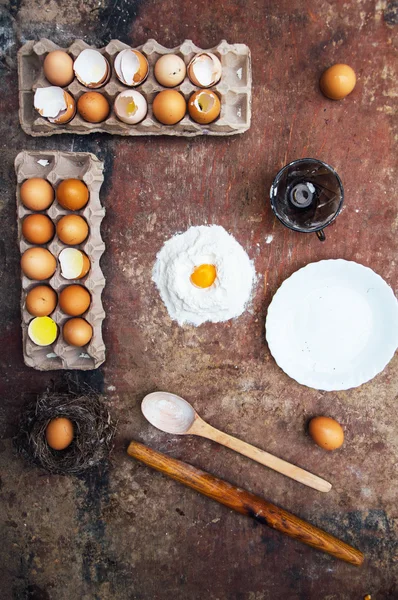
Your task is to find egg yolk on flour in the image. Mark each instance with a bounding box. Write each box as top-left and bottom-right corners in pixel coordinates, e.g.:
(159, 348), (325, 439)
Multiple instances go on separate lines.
(190, 264), (217, 288)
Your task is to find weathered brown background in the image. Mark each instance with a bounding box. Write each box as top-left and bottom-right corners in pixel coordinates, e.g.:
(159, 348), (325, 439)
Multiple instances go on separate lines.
(0, 0), (397, 598)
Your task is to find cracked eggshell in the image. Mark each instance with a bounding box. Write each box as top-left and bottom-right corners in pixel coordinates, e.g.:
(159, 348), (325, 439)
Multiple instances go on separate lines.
(188, 90), (221, 124)
(49, 91), (76, 124)
(59, 248), (91, 280)
(187, 53), (222, 88)
(114, 49), (149, 86)
(34, 86), (67, 119)
(114, 90), (147, 124)
(73, 49), (110, 88)
(154, 54), (186, 87)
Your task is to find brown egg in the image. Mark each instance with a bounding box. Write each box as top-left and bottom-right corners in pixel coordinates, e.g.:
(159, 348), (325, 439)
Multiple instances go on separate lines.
(57, 179), (89, 211)
(77, 92), (110, 123)
(309, 416), (344, 451)
(320, 64), (356, 100)
(51, 91), (76, 124)
(63, 317), (93, 346)
(22, 214), (55, 245)
(188, 90), (221, 124)
(46, 417), (74, 450)
(25, 285), (57, 316)
(59, 285), (91, 316)
(57, 215), (89, 245)
(152, 90), (186, 125)
(154, 54), (186, 87)
(20, 178), (54, 211)
(21, 247), (57, 280)
(43, 51), (74, 87)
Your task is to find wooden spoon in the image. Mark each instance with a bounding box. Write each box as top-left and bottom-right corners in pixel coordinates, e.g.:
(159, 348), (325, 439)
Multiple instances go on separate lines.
(141, 392), (332, 493)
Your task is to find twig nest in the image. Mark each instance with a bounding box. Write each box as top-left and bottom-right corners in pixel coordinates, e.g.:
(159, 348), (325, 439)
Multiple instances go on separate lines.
(14, 392), (116, 475)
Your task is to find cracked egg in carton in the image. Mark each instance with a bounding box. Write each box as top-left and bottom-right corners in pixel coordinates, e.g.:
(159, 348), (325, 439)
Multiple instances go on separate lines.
(15, 151), (106, 371)
(18, 38), (251, 137)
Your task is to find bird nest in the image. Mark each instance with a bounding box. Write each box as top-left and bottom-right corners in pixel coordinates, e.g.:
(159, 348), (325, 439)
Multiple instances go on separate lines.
(14, 391), (116, 475)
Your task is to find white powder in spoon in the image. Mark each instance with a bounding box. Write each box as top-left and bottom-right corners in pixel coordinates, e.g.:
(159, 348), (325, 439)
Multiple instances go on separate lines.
(152, 225), (256, 326)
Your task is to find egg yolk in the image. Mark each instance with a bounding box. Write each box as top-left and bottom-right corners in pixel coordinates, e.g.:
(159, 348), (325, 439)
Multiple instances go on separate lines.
(127, 100), (137, 115)
(190, 264), (217, 288)
(29, 316), (58, 346)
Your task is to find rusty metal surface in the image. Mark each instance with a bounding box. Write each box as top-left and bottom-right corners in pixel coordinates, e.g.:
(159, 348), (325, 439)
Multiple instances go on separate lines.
(0, 1), (397, 599)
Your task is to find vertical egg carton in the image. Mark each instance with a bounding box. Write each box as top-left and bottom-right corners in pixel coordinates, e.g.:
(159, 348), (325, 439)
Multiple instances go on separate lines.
(18, 38), (251, 137)
(15, 151), (106, 370)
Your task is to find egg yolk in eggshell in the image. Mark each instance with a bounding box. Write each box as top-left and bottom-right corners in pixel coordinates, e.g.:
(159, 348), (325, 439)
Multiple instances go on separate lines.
(190, 264), (217, 288)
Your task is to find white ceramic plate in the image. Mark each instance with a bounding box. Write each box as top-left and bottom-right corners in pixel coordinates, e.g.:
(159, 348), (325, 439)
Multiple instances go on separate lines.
(265, 260), (398, 391)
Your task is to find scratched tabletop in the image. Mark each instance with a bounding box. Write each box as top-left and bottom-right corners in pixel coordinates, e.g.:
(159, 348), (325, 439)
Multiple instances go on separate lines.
(0, 1), (397, 599)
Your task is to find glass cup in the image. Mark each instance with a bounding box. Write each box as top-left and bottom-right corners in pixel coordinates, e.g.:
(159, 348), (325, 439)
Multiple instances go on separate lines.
(269, 158), (344, 241)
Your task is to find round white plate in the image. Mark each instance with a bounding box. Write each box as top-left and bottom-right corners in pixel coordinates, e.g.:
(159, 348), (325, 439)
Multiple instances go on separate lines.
(265, 260), (398, 391)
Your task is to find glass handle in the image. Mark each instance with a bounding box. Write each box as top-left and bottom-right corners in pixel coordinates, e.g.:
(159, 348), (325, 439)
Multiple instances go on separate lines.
(316, 229), (326, 242)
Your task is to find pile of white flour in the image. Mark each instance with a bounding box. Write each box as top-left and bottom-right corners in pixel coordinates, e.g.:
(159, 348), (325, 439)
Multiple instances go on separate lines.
(152, 225), (256, 326)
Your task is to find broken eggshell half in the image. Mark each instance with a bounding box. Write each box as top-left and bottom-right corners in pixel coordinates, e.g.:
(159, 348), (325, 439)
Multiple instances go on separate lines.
(114, 49), (149, 87)
(73, 49), (110, 88)
(114, 90), (147, 124)
(59, 248), (91, 280)
(187, 52), (222, 88)
(188, 90), (221, 124)
(34, 87), (76, 124)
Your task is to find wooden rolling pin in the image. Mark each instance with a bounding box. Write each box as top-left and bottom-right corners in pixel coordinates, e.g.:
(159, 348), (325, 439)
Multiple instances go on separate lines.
(127, 440), (364, 567)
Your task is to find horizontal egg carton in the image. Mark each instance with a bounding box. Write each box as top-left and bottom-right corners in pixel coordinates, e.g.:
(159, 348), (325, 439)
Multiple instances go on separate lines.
(15, 150), (106, 370)
(18, 38), (252, 137)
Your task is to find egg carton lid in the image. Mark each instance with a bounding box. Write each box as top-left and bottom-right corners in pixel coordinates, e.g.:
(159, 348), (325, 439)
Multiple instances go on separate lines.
(18, 38), (252, 137)
(15, 150), (106, 371)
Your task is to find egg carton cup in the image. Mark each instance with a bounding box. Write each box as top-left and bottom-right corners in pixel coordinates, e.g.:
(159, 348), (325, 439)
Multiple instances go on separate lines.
(18, 38), (252, 137)
(15, 151), (106, 371)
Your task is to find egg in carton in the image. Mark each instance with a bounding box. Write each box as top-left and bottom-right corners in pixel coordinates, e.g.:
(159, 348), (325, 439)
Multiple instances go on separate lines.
(18, 38), (252, 137)
(15, 151), (106, 370)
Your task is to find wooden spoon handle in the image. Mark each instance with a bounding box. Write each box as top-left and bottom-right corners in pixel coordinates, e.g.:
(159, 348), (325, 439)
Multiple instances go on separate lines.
(127, 440), (363, 566)
(190, 417), (331, 493)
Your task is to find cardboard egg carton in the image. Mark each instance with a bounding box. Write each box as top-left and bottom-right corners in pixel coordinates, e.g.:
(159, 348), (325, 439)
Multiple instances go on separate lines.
(18, 38), (251, 137)
(15, 151), (106, 370)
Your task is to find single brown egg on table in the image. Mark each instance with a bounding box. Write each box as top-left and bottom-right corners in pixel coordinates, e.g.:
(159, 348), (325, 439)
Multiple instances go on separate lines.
(188, 90), (221, 124)
(20, 178), (54, 211)
(21, 247), (57, 280)
(25, 285), (57, 316)
(152, 90), (187, 125)
(77, 92), (110, 123)
(59, 285), (91, 316)
(309, 416), (344, 450)
(43, 51), (74, 87)
(56, 215), (89, 245)
(63, 317), (93, 346)
(320, 64), (356, 100)
(57, 179), (89, 211)
(22, 214), (55, 245)
(46, 417), (74, 450)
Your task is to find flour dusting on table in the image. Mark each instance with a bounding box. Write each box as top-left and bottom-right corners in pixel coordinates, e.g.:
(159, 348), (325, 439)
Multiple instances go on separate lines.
(152, 225), (256, 326)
